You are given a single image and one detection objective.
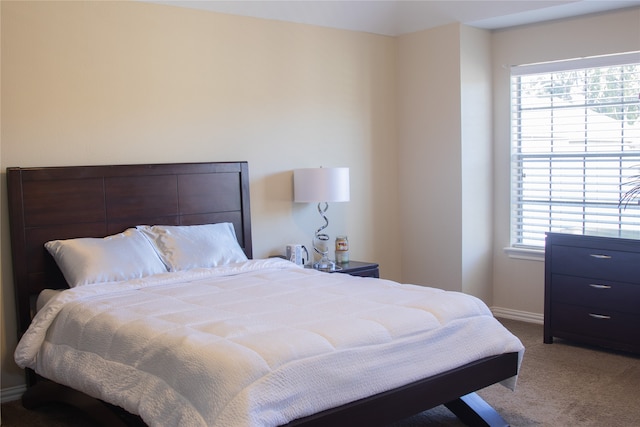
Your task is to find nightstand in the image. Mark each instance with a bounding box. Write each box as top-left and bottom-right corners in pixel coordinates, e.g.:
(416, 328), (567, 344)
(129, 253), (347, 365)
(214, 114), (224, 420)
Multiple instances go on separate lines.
(332, 261), (379, 278)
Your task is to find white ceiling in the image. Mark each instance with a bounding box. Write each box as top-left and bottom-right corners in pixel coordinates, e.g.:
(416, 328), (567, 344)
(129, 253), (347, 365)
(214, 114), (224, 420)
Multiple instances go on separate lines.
(143, 0), (640, 36)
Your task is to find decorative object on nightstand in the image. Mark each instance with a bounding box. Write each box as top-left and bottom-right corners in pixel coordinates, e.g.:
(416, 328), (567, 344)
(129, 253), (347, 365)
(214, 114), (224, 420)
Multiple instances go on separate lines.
(335, 235), (349, 264)
(294, 167), (350, 271)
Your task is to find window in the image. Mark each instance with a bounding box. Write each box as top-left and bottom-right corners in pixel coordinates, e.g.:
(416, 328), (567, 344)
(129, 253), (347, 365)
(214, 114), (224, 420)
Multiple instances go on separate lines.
(510, 52), (640, 249)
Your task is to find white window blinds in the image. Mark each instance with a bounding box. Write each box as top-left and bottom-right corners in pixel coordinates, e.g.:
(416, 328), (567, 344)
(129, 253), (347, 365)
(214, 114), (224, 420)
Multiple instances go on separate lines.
(510, 52), (640, 248)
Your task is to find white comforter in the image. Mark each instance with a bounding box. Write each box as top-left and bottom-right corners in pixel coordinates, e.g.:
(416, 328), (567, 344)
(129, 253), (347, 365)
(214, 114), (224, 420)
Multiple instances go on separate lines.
(15, 258), (524, 427)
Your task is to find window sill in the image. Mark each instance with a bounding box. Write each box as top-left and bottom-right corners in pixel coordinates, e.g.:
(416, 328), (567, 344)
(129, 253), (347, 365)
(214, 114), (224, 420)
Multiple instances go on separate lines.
(503, 246), (545, 261)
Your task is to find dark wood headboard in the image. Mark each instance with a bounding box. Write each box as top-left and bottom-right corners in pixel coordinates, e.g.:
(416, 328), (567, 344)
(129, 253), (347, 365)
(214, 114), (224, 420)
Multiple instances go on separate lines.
(7, 162), (252, 337)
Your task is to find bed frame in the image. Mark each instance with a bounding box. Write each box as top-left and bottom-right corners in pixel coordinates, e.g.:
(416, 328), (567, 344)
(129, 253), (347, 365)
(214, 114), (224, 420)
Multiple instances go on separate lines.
(7, 161), (518, 427)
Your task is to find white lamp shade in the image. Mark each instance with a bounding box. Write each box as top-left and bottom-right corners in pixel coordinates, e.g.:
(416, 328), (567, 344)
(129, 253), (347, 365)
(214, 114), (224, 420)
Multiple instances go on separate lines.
(294, 167), (350, 203)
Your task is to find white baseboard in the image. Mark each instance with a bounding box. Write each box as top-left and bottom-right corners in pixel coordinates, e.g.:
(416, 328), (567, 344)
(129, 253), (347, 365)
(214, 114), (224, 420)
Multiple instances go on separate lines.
(491, 306), (544, 325)
(1, 384), (26, 403)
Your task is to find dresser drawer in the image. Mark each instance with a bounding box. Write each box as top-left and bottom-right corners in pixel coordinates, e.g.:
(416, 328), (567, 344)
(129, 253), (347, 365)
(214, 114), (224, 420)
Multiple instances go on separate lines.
(551, 302), (640, 352)
(551, 274), (640, 313)
(550, 244), (640, 282)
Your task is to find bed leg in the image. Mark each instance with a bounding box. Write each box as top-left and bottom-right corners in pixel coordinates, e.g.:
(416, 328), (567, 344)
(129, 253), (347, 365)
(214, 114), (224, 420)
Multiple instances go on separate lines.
(22, 381), (142, 427)
(444, 392), (509, 427)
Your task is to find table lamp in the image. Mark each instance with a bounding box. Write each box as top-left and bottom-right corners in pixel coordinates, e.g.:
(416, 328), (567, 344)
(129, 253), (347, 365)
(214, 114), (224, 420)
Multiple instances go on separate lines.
(294, 167), (350, 271)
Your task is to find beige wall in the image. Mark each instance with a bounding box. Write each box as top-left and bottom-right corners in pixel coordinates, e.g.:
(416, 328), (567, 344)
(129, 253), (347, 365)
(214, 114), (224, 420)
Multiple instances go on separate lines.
(396, 23), (494, 303)
(1, 0), (400, 390)
(460, 26), (493, 302)
(491, 8), (640, 320)
(397, 23), (464, 290)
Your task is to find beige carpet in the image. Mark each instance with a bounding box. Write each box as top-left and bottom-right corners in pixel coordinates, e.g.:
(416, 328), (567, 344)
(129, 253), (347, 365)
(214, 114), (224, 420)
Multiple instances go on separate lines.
(2, 319), (639, 426)
(393, 318), (640, 426)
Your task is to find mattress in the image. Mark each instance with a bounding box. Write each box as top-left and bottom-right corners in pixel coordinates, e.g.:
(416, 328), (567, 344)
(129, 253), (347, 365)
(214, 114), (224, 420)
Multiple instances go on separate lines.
(16, 258), (524, 427)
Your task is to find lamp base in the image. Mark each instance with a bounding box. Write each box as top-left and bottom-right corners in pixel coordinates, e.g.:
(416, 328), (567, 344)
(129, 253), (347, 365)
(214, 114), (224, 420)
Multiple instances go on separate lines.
(312, 257), (342, 272)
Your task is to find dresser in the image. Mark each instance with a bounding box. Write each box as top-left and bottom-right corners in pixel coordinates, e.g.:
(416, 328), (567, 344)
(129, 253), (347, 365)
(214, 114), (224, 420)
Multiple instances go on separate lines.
(544, 230), (640, 354)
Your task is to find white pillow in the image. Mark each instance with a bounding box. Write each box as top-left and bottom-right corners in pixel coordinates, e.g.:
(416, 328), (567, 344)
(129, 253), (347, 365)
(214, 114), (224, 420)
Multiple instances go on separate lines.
(138, 223), (248, 271)
(45, 228), (168, 288)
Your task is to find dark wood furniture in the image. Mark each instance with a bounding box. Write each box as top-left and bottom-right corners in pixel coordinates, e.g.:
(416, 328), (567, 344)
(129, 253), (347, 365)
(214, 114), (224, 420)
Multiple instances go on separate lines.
(544, 230), (640, 354)
(7, 162), (252, 341)
(333, 260), (380, 278)
(8, 161), (519, 427)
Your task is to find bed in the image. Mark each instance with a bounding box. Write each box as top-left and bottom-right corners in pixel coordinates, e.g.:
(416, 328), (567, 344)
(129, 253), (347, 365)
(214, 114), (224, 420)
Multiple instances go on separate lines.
(7, 161), (524, 427)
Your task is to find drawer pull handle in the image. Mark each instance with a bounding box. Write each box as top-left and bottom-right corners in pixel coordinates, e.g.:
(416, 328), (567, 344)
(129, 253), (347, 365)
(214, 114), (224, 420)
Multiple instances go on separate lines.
(589, 254), (612, 259)
(589, 284), (612, 289)
(589, 313), (611, 320)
